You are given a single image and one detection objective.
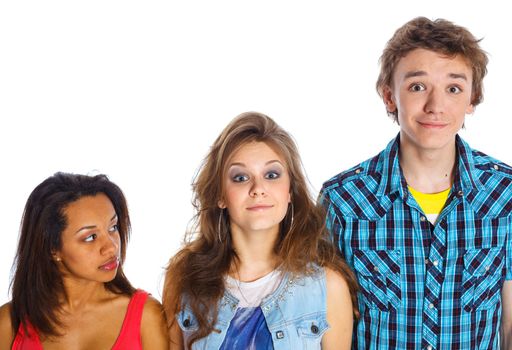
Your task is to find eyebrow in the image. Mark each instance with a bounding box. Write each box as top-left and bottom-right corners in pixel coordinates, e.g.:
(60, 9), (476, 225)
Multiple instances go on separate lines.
(448, 73), (468, 81)
(228, 160), (284, 168)
(404, 70), (468, 81)
(404, 70), (427, 79)
(74, 214), (118, 234)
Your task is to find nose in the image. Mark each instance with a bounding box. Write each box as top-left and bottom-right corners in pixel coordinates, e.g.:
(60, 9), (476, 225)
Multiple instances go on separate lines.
(424, 88), (445, 116)
(100, 231), (119, 256)
(249, 177), (266, 197)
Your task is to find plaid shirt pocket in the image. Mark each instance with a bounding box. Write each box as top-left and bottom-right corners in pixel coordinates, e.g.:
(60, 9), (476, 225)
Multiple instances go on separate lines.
(460, 246), (505, 312)
(353, 249), (402, 312)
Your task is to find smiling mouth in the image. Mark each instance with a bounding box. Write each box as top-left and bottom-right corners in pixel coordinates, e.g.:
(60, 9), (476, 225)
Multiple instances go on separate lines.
(418, 121), (448, 128)
(99, 257), (119, 271)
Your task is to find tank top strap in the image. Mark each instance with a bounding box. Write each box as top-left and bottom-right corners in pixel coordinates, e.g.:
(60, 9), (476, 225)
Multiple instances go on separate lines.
(111, 289), (149, 350)
(11, 321), (43, 350)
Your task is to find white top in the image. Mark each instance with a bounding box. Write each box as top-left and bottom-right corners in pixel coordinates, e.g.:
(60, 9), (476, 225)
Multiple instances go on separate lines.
(225, 269), (283, 308)
(426, 213), (439, 224)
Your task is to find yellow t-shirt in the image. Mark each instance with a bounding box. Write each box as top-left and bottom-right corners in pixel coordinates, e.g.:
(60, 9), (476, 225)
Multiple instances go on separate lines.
(408, 186), (451, 224)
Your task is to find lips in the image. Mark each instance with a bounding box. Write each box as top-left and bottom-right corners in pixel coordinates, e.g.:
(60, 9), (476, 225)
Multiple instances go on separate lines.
(418, 121), (448, 129)
(246, 204), (274, 211)
(99, 257), (119, 271)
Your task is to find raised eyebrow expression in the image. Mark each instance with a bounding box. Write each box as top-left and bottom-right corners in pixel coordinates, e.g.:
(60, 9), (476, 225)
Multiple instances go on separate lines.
(228, 160), (285, 172)
(403, 70), (469, 82)
(74, 214), (118, 235)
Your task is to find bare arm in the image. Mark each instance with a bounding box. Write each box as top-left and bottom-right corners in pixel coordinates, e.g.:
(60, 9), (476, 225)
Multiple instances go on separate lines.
(141, 296), (170, 350)
(168, 314), (184, 350)
(0, 303), (14, 350)
(162, 269), (185, 350)
(502, 280), (512, 350)
(322, 267), (353, 350)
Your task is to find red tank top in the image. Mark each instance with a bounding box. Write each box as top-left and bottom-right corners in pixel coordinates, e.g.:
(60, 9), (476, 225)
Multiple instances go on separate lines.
(11, 290), (149, 350)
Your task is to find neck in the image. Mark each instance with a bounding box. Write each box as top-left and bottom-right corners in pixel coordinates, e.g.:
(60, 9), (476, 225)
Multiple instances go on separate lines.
(399, 135), (457, 193)
(230, 226), (279, 282)
(59, 276), (108, 312)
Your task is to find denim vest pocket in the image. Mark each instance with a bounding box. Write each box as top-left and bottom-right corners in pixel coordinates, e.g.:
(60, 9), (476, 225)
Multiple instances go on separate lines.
(353, 249), (402, 312)
(461, 246), (505, 312)
(296, 316), (329, 349)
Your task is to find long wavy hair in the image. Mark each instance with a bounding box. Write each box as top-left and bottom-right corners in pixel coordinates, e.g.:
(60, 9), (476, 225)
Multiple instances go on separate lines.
(9, 172), (135, 337)
(163, 112), (358, 348)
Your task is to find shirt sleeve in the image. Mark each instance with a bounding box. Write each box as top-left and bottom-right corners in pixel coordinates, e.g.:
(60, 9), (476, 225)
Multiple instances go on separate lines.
(318, 188), (345, 256)
(506, 216), (512, 280)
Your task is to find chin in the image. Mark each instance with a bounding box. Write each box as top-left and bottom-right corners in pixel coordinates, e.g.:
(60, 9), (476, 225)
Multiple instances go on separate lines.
(419, 139), (454, 151)
(98, 272), (119, 283)
(410, 132), (453, 149)
(248, 220), (281, 232)
(99, 278), (117, 285)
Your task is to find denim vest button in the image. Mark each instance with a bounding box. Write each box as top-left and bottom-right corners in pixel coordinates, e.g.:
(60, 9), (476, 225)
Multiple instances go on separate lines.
(276, 330), (285, 339)
(311, 324), (319, 334)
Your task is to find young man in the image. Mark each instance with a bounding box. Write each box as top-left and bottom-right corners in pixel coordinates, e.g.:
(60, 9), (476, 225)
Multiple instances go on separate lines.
(320, 17), (512, 349)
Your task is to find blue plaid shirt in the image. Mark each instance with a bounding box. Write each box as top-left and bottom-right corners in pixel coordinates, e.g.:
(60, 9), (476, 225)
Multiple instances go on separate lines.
(320, 134), (512, 350)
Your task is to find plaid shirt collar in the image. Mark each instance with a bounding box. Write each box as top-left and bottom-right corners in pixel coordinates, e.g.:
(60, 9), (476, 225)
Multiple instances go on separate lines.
(376, 133), (485, 199)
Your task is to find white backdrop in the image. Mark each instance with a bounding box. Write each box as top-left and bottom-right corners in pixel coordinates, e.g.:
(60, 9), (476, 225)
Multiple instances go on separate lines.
(1, 1), (511, 305)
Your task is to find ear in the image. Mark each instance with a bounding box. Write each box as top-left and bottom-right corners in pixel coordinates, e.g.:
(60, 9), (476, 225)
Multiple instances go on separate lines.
(218, 199), (226, 209)
(51, 251), (62, 262)
(466, 103), (475, 114)
(382, 85), (397, 114)
(288, 192), (291, 204)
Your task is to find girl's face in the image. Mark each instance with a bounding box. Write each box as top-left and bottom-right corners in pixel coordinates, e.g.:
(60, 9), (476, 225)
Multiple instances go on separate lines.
(219, 141), (291, 237)
(54, 193), (121, 284)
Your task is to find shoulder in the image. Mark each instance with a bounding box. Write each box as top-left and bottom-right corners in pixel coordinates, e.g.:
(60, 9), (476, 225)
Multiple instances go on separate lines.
(321, 149), (387, 198)
(472, 149), (512, 180)
(458, 136), (512, 180)
(0, 302), (15, 349)
(324, 268), (351, 301)
(320, 149), (391, 222)
(140, 294), (166, 327)
(0, 302), (12, 323)
(142, 295), (165, 320)
(141, 295), (169, 349)
(468, 149), (512, 210)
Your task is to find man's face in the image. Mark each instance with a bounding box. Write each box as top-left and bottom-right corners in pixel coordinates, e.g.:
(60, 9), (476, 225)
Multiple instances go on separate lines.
(383, 48), (474, 153)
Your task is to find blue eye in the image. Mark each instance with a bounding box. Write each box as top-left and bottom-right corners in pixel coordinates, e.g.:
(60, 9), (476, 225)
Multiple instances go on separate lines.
(265, 171), (280, 180)
(409, 83), (425, 92)
(232, 174), (249, 182)
(84, 233), (97, 242)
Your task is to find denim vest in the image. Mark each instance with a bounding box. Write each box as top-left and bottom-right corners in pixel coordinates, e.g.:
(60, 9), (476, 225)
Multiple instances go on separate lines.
(177, 267), (329, 349)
